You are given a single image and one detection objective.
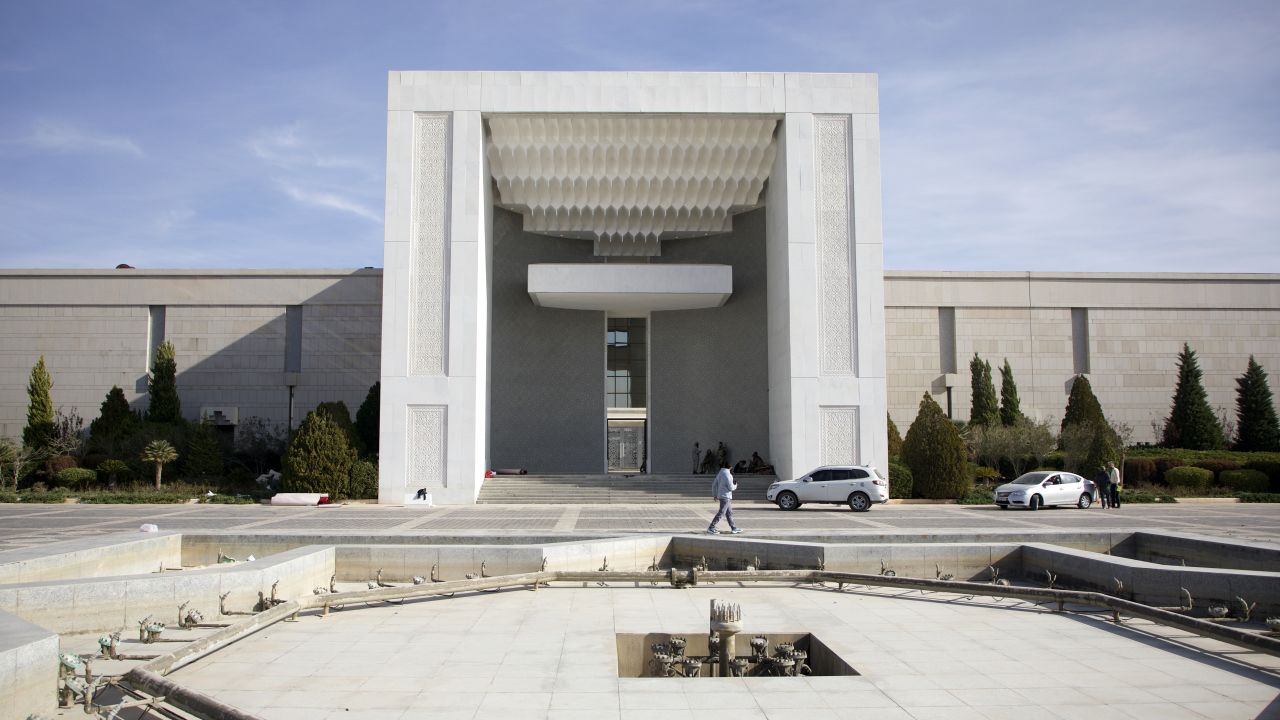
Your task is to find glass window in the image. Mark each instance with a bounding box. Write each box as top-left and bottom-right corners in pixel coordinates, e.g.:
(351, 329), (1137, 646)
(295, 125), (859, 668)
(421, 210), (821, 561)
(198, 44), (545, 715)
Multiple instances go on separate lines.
(849, 469), (869, 479)
(607, 318), (647, 408)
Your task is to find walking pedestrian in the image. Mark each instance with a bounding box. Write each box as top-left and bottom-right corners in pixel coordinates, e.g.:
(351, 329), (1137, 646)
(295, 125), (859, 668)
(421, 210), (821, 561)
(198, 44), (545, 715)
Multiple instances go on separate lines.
(707, 462), (742, 534)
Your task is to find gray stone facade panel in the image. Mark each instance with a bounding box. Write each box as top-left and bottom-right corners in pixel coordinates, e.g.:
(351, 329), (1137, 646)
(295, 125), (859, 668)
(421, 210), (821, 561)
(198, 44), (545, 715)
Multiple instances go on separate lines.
(650, 209), (770, 473)
(489, 209), (605, 472)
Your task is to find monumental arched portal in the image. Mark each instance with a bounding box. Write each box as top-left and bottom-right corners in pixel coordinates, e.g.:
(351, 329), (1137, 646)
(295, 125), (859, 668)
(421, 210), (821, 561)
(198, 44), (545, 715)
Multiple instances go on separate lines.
(378, 72), (886, 504)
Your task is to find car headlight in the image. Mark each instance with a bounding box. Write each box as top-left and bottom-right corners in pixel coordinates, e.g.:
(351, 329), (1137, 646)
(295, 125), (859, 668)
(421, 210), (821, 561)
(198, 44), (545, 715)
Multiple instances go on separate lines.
(1009, 490), (1025, 497)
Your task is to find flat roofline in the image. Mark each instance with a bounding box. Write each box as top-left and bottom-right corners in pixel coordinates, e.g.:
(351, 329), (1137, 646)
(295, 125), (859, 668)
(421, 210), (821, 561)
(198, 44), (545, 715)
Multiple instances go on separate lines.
(0, 268), (382, 279)
(885, 270), (1280, 281)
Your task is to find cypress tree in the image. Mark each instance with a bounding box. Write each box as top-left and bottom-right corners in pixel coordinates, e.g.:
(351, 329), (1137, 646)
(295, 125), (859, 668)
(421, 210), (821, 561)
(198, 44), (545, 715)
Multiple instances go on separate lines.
(902, 393), (970, 499)
(1162, 344), (1224, 450)
(23, 356), (55, 450)
(968, 354), (999, 427)
(90, 386), (138, 443)
(999, 358), (1024, 426)
(183, 423), (224, 479)
(886, 413), (903, 459)
(282, 410), (356, 498)
(147, 341), (182, 423)
(354, 382), (380, 458)
(1061, 374), (1106, 432)
(315, 400), (365, 457)
(1234, 355), (1280, 451)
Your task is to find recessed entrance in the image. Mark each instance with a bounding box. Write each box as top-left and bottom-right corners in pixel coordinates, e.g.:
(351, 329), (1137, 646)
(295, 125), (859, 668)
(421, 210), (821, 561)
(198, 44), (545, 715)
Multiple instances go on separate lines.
(607, 317), (647, 473)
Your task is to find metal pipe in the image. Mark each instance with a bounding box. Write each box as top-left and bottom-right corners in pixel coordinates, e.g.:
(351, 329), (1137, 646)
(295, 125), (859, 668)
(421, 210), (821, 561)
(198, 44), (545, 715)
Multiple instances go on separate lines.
(123, 668), (268, 720)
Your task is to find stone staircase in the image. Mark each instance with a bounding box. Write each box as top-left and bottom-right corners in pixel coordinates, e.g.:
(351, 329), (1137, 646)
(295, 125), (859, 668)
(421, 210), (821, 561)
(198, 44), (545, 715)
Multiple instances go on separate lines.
(476, 473), (777, 504)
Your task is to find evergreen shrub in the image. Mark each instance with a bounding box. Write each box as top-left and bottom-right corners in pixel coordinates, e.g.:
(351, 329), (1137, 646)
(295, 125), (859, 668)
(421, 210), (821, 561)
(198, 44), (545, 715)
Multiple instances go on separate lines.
(1165, 466), (1213, 492)
(1220, 469), (1270, 493)
(1189, 459), (1240, 482)
(282, 411), (356, 497)
(902, 393), (971, 499)
(349, 460), (379, 499)
(886, 459), (912, 499)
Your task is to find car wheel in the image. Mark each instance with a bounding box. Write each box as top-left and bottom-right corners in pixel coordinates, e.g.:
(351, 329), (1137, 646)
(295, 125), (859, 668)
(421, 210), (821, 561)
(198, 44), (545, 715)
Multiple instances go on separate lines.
(1077, 493), (1092, 509)
(776, 491), (800, 511)
(1028, 495), (1041, 511)
(848, 492), (871, 512)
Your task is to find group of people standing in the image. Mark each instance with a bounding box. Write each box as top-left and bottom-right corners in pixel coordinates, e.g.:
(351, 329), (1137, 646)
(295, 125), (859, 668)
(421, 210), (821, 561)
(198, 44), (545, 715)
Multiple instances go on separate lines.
(1093, 461), (1123, 508)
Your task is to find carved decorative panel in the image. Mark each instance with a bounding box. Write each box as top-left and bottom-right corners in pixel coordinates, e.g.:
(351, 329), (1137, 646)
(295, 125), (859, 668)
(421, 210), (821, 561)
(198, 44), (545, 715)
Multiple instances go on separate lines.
(408, 405), (447, 489)
(820, 406), (859, 466)
(410, 113), (450, 376)
(815, 115), (857, 376)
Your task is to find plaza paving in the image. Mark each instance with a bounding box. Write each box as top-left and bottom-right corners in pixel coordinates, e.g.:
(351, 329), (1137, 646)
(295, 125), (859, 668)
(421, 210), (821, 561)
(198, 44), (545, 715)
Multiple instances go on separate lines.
(12, 500), (1278, 720)
(2, 501), (1279, 551)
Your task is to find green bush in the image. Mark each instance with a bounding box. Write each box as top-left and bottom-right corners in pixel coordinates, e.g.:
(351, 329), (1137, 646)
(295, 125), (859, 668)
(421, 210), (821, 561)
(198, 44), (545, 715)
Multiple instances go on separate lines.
(15, 489), (69, 503)
(1165, 466), (1213, 492)
(1238, 492), (1280, 503)
(0, 490), (18, 503)
(1220, 469), (1270, 493)
(958, 486), (994, 505)
(902, 393), (971, 499)
(348, 460), (379, 499)
(971, 465), (1002, 482)
(1244, 460), (1280, 491)
(55, 467), (97, 488)
(1120, 488), (1178, 504)
(76, 492), (192, 504)
(1123, 458), (1156, 486)
(1153, 458), (1185, 484)
(282, 411), (356, 497)
(886, 460), (912, 499)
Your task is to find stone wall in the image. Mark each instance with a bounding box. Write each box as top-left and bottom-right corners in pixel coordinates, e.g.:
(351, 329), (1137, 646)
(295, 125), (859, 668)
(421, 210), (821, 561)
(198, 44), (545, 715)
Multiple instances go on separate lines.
(489, 209), (605, 472)
(885, 271), (1280, 443)
(649, 208), (771, 472)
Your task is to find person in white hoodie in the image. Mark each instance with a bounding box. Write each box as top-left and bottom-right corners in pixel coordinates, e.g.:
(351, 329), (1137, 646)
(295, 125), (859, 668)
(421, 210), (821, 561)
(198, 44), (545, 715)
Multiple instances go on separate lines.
(707, 462), (742, 534)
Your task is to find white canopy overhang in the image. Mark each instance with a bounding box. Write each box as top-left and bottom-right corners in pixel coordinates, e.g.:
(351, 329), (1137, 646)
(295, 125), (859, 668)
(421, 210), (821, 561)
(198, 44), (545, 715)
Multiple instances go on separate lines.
(527, 263), (732, 312)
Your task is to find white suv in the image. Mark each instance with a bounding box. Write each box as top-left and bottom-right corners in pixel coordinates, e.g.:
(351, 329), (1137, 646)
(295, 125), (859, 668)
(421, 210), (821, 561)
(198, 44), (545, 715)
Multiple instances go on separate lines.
(766, 465), (889, 512)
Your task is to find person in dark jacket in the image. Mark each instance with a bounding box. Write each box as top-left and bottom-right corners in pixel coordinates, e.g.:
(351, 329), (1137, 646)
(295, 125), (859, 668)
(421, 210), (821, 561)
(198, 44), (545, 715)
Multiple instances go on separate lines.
(1093, 466), (1112, 509)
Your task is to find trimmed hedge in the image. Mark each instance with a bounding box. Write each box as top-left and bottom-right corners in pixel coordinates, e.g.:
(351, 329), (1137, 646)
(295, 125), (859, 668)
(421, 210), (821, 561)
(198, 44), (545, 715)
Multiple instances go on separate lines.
(1121, 489), (1178, 503)
(56, 467), (97, 488)
(1220, 469), (1270, 493)
(1244, 460), (1280, 491)
(1189, 459), (1240, 480)
(1123, 458), (1156, 485)
(1165, 466), (1213, 492)
(1153, 458), (1185, 483)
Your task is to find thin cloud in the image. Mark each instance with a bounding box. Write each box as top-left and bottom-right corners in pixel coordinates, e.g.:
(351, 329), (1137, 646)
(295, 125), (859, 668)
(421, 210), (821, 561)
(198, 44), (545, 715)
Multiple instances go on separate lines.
(277, 181), (381, 223)
(249, 123), (369, 171)
(23, 119), (144, 157)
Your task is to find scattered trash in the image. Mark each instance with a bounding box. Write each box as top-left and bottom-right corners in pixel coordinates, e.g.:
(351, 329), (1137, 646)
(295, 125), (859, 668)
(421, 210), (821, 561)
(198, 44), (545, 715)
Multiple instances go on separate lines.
(139, 523), (158, 533)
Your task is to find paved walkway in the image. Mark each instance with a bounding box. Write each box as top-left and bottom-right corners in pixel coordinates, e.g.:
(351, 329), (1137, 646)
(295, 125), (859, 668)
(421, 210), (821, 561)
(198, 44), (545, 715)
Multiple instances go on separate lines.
(3, 501), (1279, 550)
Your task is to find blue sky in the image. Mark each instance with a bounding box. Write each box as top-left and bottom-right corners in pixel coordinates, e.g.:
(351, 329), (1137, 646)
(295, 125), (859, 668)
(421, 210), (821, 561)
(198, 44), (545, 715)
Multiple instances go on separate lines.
(1, 1), (1276, 271)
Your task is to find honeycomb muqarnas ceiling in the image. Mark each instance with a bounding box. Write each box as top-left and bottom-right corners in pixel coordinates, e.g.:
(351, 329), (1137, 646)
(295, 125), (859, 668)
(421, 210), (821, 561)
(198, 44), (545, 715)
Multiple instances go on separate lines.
(486, 114), (779, 256)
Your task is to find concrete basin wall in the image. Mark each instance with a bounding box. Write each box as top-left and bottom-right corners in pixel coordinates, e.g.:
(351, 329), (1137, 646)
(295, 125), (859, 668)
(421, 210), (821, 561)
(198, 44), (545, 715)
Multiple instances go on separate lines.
(0, 610), (57, 720)
(0, 545), (335, 635)
(1021, 543), (1280, 615)
(0, 532), (182, 584)
(335, 536), (673, 581)
(1132, 531), (1280, 572)
(179, 533), (613, 567)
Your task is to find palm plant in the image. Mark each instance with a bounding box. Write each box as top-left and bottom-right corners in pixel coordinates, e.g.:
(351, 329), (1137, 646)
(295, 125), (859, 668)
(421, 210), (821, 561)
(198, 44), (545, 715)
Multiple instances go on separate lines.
(141, 440), (179, 490)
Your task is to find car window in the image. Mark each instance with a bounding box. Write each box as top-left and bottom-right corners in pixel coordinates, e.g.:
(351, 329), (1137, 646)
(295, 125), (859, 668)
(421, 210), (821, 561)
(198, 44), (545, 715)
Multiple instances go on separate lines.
(1046, 475), (1060, 485)
(810, 470), (832, 482)
(1062, 474), (1079, 484)
(829, 469), (853, 481)
(849, 468), (869, 479)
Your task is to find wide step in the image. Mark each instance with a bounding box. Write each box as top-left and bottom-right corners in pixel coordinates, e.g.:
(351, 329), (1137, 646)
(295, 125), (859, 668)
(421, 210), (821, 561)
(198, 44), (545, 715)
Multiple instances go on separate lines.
(476, 474), (777, 504)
